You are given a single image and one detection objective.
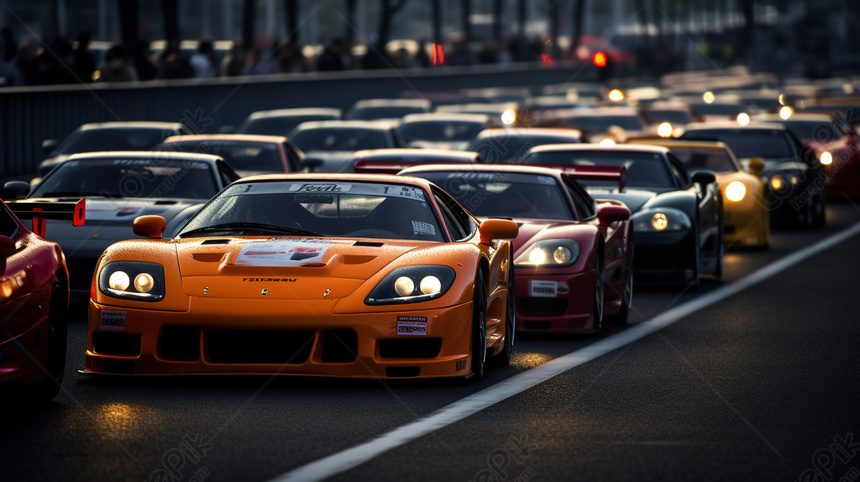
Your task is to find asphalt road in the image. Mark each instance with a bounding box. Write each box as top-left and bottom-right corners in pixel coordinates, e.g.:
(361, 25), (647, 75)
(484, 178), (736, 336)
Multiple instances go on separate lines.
(2, 201), (859, 482)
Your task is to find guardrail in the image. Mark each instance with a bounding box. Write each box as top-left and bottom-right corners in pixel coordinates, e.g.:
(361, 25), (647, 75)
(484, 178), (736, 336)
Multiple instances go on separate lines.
(0, 61), (596, 180)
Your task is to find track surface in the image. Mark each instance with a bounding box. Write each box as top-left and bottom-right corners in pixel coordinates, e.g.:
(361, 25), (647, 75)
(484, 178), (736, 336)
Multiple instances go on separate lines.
(2, 201), (859, 482)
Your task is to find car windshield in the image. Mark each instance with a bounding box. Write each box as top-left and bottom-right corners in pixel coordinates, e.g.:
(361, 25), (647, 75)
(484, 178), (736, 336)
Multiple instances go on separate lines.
(682, 129), (796, 158)
(57, 128), (171, 154)
(160, 141), (283, 173)
(469, 135), (580, 164)
(644, 110), (693, 125)
(290, 128), (390, 152)
(669, 148), (738, 173)
(180, 180), (445, 241)
(524, 150), (675, 189)
(350, 106), (427, 120)
(412, 171), (574, 220)
(398, 120), (485, 143)
(782, 120), (842, 142)
(238, 115), (337, 136)
(31, 157), (217, 199)
(560, 115), (644, 132)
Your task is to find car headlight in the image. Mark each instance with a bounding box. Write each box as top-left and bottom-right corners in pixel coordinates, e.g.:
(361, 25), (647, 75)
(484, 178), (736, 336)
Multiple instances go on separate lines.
(98, 262), (165, 301)
(632, 208), (691, 232)
(725, 181), (747, 202)
(820, 151), (833, 165)
(514, 240), (581, 268)
(770, 174), (788, 191)
(365, 266), (456, 305)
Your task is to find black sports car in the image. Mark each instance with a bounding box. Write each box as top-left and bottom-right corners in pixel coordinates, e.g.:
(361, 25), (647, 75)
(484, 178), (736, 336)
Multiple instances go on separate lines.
(680, 122), (827, 227)
(5, 151), (239, 301)
(522, 144), (723, 288)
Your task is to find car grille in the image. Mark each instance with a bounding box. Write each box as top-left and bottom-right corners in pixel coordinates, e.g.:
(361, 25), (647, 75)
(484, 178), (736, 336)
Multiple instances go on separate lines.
(93, 332), (142, 356)
(158, 326), (200, 361)
(518, 298), (568, 316)
(378, 338), (442, 359)
(321, 330), (358, 363)
(207, 329), (314, 364)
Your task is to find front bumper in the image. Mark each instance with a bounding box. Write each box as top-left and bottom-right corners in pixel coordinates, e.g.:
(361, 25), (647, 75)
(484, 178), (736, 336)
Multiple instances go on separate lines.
(513, 268), (596, 332)
(632, 230), (698, 286)
(84, 296), (474, 379)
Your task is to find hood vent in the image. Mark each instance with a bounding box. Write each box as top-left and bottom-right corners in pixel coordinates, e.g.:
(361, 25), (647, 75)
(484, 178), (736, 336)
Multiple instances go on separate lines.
(353, 241), (384, 247)
(201, 239), (230, 245)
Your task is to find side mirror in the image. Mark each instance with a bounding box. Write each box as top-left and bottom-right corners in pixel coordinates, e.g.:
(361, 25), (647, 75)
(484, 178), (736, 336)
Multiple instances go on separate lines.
(748, 157), (765, 176)
(133, 215), (166, 239)
(2, 181), (31, 199)
(302, 158), (324, 172)
(0, 235), (16, 253)
(597, 205), (630, 224)
(41, 139), (58, 153)
(479, 219), (518, 245)
(691, 170), (716, 185)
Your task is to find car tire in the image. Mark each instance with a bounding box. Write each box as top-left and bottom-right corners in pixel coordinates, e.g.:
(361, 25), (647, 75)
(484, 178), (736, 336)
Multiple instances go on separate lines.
(713, 210), (724, 279)
(689, 224), (701, 290)
(470, 269), (487, 382)
(24, 282), (67, 401)
(606, 242), (632, 325)
(491, 254), (514, 366)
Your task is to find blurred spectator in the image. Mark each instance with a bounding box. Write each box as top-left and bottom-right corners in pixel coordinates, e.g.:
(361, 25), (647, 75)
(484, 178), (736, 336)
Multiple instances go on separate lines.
(243, 47), (275, 75)
(157, 40), (193, 79)
(0, 28), (25, 86)
(334, 39), (353, 70)
(361, 45), (388, 69)
(478, 41), (500, 65)
(72, 31), (95, 82)
(448, 39), (476, 66)
(134, 39), (157, 81)
(277, 39), (307, 73)
(316, 42), (344, 71)
(15, 42), (38, 85)
(414, 41), (431, 68)
(392, 47), (412, 69)
(220, 40), (246, 77)
(190, 39), (218, 78)
(97, 43), (138, 82)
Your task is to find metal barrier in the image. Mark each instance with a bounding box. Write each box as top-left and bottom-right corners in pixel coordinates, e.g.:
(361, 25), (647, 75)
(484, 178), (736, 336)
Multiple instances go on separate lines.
(0, 62), (594, 180)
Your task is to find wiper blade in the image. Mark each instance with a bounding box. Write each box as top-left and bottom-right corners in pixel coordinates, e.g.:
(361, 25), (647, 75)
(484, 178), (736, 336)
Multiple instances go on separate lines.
(42, 191), (123, 198)
(180, 222), (321, 238)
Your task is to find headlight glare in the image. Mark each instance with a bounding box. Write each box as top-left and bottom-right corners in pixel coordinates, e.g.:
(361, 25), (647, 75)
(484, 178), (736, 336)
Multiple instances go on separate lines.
(725, 181), (747, 202)
(632, 208), (691, 233)
(366, 266), (456, 305)
(820, 151), (832, 165)
(98, 262), (165, 302)
(770, 174), (786, 191)
(515, 240), (581, 268)
(651, 213), (669, 230)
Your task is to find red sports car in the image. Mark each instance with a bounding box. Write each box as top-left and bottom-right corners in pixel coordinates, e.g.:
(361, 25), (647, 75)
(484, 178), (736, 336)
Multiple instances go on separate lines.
(0, 198), (83, 399)
(400, 164), (632, 333)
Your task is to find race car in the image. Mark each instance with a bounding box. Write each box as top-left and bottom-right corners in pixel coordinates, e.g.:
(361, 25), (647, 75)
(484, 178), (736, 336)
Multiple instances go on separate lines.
(632, 139), (771, 248)
(83, 174), (518, 381)
(400, 165), (632, 332)
(522, 144), (723, 289)
(1, 197), (84, 400)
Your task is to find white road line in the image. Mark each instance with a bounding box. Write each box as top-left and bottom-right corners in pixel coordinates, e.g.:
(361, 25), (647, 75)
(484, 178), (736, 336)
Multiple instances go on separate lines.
(271, 221), (860, 482)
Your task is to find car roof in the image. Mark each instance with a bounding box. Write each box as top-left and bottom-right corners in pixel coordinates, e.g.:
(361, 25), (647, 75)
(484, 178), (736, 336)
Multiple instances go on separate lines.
(247, 108), (342, 119)
(400, 163), (567, 179)
(475, 127), (583, 139)
(78, 121), (187, 130)
(631, 139), (731, 152)
(399, 112), (491, 123)
(233, 172), (436, 190)
(66, 151), (224, 163)
(682, 121), (788, 131)
(162, 134), (288, 144)
(349, 148), (479, 161)
(291, 120), (398, 130)
(528, 143), (669, 155)
(751, 113), (835, 122)
(351, 98), (432, 108)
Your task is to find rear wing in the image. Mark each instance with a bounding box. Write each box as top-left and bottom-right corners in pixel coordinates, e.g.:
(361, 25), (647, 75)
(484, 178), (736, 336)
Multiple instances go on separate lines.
(560, 165), (626, 192)
(353, 156), (478, 175)
(7, 198), (86, 237)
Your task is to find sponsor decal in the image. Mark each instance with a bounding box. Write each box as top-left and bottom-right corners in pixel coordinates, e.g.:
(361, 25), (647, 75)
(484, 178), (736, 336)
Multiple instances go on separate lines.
(396, 316), (428, 336)
(288, 183), (352, 193)
(530, 280), (558, 298)
(100, 310), (127, 331)
(235, 239), (330, 267)
(412, 220), (436, 236)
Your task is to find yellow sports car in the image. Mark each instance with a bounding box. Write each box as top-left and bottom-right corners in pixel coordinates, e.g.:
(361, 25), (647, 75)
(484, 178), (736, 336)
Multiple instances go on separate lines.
(633, 139), (770, 248)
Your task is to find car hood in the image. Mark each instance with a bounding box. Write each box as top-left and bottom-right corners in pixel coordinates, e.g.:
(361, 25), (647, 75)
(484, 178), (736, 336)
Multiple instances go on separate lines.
(174, 237), (427, 299)
(32, 197), (203, 259)
(581, 188), (656, 214)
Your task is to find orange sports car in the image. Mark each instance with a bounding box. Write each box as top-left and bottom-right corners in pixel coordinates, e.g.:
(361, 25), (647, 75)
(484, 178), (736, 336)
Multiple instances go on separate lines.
(83, 174), (517, 381)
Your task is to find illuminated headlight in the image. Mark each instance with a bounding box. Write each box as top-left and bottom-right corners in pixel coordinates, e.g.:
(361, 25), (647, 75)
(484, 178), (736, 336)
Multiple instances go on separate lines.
(598, 138), (616, 146)
(770, 174), (786, 191)
(657, 122), (673, 137)
(632, 208), (691, 233)
(366, 266), (455, 305)
(515, 240), (580, 268)
(501, 109), (517, 125)
(737, 112), (750, 126)
(725, 181), (747, 202)
(98, 262), (165, 301)
(820, 151), (833, 165)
